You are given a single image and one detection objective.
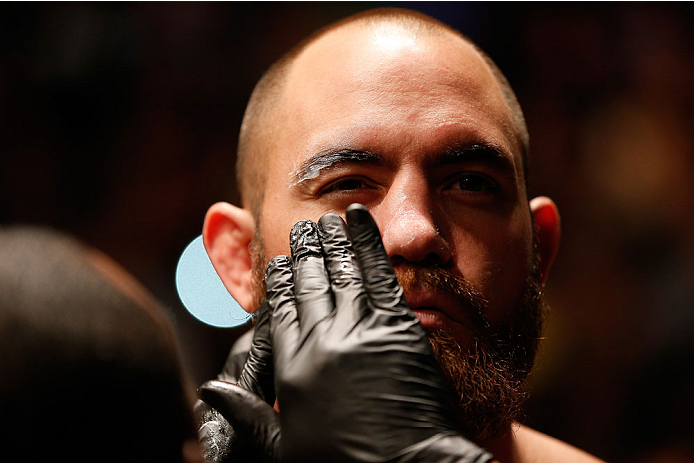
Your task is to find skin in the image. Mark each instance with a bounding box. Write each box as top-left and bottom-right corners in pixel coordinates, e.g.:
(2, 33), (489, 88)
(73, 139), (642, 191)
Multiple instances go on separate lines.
(260, 25), (543, 339)
(203, 19), (603, 463)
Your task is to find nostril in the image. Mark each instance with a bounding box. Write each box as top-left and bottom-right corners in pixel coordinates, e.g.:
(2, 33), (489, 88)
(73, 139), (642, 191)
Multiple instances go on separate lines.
(390, 252), (448, 268)
(419, 252), (449, 268)
(382, 222), (452, 265)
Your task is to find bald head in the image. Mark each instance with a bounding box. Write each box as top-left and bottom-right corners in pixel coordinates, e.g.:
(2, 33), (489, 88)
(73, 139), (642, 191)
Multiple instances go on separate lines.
(236, 8), (528, 217)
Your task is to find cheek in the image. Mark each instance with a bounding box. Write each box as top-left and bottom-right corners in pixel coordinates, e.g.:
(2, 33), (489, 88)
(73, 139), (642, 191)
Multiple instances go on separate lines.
(448, 212), (533, 322)
(259, 196), (345, 263)
(259, 205), (295, 262)
(258, 153), (312, 259)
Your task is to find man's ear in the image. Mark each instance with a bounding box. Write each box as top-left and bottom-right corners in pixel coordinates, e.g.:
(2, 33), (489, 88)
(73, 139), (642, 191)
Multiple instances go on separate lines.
(529, 196), (561, 287)
(203, 202), (256, 313)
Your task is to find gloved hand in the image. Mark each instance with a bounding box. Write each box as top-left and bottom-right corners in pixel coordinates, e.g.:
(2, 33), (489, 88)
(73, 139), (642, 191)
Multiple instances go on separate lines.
(200, 204), (494, 462)
(196, 301), (276, 462)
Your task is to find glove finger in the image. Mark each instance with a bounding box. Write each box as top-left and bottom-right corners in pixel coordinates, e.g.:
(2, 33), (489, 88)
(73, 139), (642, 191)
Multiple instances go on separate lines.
(198, 380), (280, 463)
(317, 213), (368, 324)
(346, 203), (408, 312)
(237, 300), (275, 404)
(266, 255), (299, 368)
(290, 220), (334, 336)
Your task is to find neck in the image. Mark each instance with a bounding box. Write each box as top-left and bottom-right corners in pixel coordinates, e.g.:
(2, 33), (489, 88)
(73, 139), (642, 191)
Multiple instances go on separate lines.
(480, 422), (519, 462)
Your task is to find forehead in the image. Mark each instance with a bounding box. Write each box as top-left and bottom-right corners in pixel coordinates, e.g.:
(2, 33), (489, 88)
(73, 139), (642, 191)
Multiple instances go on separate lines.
(268, 23), (521, 187)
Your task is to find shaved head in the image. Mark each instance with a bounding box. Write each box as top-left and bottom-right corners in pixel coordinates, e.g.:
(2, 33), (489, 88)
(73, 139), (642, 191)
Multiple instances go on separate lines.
(236, 8), (529, 218)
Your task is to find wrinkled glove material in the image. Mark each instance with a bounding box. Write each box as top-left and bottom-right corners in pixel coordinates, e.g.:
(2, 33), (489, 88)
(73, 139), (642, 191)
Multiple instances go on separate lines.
(199, 204), (494, 463)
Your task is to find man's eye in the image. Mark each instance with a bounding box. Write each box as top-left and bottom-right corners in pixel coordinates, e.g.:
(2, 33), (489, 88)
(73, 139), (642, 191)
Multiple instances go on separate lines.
(322, 177), (373, 194)
(449, 174), (499, 192)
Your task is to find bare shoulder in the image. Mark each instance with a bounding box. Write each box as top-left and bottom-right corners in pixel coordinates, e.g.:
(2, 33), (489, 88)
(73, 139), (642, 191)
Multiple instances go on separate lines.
(510, 424), (605, 463)
(485, 423), (605, 463)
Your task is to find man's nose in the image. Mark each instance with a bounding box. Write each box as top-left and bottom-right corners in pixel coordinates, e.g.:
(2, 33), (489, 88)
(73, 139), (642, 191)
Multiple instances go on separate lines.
(374, 179), (452, 266)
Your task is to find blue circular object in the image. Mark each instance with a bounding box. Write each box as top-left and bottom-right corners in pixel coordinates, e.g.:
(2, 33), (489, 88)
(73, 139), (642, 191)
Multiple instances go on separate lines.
(175, 235), (251, 328)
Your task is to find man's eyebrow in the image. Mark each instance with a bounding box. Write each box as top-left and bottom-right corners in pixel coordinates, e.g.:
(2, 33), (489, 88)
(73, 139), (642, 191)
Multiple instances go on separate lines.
(434, 144), (516, 175)
(290, 149), (386, 186)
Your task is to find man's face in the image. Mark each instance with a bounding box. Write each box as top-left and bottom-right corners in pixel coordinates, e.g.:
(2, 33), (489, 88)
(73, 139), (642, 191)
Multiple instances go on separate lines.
(256, 26), (535, 350)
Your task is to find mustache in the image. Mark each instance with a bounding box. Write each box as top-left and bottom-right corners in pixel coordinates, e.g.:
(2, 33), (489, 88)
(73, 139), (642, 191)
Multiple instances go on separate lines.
(392, 264), (491, 333)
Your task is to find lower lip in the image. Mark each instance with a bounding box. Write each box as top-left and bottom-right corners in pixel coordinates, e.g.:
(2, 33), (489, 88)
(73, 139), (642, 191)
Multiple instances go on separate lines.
(412, 309), (452, 331)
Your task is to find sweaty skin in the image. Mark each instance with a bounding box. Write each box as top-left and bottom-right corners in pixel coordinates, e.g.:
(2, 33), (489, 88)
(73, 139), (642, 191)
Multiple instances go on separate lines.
(258, 24), (534, 338)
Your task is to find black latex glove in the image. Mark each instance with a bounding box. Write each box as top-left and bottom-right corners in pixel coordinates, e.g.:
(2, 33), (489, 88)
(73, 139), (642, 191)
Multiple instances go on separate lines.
(200, 204), (494, 462)
(197, 302), (276, 462)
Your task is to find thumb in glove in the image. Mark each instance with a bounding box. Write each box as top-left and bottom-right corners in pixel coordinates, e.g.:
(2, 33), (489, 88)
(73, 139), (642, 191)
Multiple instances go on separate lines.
(197, 301), (275, 462)
(198, 380), (280, 463)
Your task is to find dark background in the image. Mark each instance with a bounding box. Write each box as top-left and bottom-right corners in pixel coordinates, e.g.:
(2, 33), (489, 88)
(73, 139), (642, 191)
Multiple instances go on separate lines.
(2, 2), (693, 461)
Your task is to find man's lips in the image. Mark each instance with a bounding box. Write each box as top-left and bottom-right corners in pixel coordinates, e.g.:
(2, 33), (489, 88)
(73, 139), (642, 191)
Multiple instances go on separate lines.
(412, 308), (455, 331)
(404, 288), (468, 330)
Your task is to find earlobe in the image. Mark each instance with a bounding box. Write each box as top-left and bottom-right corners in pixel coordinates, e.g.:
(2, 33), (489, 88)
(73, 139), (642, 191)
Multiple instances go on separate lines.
(203, 202), (257, 312)
(529, 196), (561, 287)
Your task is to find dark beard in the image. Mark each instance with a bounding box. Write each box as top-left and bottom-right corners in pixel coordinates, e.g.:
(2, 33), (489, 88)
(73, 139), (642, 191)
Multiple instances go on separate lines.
(250, 229), (544, 443)
(406, 252), (545, 442)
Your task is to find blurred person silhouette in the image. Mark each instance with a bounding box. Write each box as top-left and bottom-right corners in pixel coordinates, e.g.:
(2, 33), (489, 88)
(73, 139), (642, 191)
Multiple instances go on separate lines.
(0, 225), (204, 462)
(194, 7), (603, 463)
